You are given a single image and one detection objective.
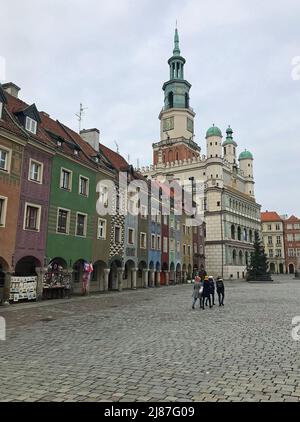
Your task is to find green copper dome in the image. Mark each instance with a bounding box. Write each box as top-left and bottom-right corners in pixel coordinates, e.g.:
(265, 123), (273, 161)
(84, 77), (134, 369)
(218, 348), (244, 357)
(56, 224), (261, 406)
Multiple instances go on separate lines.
(239, 150), (253, 160)
(222, 126), (237, 147)
(206, 125), (222, 138)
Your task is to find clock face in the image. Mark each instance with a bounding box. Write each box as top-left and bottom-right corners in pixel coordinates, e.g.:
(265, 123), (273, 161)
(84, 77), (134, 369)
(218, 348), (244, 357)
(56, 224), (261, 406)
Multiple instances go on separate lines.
(163, 117), (174, 132)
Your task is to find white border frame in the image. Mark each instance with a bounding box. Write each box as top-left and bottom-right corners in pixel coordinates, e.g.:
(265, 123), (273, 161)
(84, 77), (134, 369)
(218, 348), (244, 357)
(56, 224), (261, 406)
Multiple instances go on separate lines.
(56, 207), (71, 235)
(60, 167), (73, 191)
(97, 217), (107, 240)
(75, 212), (88, 238)
(79, 174), (90, 197)
(23, 202), (42, 232)
(0, 145), (12, 173)
(0, 195), (8, 228)
(28, 158), (44, 184)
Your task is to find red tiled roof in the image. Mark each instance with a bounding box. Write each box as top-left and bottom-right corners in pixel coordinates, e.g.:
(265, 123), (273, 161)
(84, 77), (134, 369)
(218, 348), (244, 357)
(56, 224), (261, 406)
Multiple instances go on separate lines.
(285, 215), (300, 223)
(261, 211), (282, 222)
(99, 143), (129, 171)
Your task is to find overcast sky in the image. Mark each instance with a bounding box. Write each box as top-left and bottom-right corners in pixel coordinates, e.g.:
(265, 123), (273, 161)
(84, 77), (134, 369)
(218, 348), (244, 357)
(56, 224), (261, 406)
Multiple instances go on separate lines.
(1, 0), (300, 216)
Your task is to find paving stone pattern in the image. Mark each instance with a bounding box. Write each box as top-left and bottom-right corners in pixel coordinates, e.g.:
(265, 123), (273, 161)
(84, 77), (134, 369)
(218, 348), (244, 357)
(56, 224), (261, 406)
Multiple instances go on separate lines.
(0, 276), (299, 402)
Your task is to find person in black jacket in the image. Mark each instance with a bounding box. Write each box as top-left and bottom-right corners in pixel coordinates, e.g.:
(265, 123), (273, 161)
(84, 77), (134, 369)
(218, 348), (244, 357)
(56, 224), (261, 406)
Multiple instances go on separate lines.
(202, 276), (212, 309)
(216, 277), (225, 306)
(208, 276), (215, 306)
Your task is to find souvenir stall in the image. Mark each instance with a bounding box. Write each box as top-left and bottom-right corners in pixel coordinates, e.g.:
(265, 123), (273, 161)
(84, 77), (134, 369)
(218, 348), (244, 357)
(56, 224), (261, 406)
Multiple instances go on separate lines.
(9, 276), (37, 303)
(43, 262), (71, 300)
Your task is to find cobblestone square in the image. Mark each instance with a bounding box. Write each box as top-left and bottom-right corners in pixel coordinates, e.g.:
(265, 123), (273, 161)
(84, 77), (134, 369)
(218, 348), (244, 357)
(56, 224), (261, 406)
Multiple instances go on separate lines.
(0, 276), (299, 402)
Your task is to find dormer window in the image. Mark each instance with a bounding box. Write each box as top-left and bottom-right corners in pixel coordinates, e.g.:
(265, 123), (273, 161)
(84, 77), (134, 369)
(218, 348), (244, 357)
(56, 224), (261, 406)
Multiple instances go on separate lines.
(25, 116), (37, 134)
(57, 140), (62, 147)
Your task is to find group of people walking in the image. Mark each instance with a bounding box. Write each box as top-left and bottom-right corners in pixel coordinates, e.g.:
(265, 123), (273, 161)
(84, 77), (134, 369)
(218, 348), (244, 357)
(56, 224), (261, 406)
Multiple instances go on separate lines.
(192, 275), (225, 310)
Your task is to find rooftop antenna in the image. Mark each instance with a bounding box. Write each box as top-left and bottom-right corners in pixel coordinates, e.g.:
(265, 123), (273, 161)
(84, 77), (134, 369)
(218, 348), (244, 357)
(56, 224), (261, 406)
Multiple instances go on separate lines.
(114, 140), (119, 154)
(75, 103), (88, 133)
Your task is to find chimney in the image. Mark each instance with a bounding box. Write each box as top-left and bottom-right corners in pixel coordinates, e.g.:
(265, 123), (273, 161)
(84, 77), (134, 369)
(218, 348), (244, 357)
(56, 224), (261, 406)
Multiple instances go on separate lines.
(2, 82), (21, 98)
(80, 128), (100, 152)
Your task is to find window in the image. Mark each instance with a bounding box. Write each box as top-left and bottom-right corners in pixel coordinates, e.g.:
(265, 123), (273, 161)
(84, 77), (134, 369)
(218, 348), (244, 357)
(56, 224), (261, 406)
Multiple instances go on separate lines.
(188, 245), (191, 256)
(194, 243), (198, 254)
(183, 224), (186, 235)
(275, 249), (282, 258)
(288, 249), (294, 257)
(268, 236), (273, 245)
(276, 236), (281, 245)
(183, 244), (186, 255)
(268, 224), (272, 231)
(79, 176), (89, 196)
(151, 234), (156, 249)
(97, 218), (107, 239)
(24, 203), (41, 231)
(0, 196), (8, 227)
(29, 159), (43, 183)
(141, 205), (147, 219)
(157, 235), (161, 250)
(269, 249), (274, 258)
(156, 211), (161, 224)
(76, 213), (87, 237)
(295, 234), (300, 242)
(287, 224), (293, 230)
(170, 239), (175, 251)
(57, 208), (70, 234)
(294, 224), (300, 230)
(114, 225), (121, 243)
(25, 117), (37, 134)
(140, 232), (147, 249)
(163, 215), (168, 225)
(176, 221), (180, 231)
(60, 168), (72, 191)
(276, 224), (280, 231)
(163, 237), (168, 253)
(0, 147), (10, 172)
(128, 228), (134, 245)
(177, 241), (180, 253)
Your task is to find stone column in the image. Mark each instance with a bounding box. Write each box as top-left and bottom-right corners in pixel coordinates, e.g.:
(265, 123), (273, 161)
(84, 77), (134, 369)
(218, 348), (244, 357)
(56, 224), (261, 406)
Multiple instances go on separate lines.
(2, 272), (12, 304)
(155, 271), (161, 287)
(117, 268), (124, 292)
(164, 271), (169, 286)
(149, 270), (155, 287)
(104, 269), (110, 291)
(143, 269), (149, 288)
(35, 267), (47, 300)
(131, 269), (137, 290)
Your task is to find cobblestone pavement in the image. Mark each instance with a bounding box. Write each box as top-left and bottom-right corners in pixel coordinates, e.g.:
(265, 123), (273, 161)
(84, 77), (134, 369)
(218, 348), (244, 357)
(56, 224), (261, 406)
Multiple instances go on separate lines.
(0, 276), (300, 402)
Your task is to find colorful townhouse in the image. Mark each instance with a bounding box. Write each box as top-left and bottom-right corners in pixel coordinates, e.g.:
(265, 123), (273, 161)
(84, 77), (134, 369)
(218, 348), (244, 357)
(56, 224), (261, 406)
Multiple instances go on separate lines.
(0, 83), (26, 300)
(4, 91), (55, 299)
(148, 181), (162, 287)
(283, 215), (300, 275)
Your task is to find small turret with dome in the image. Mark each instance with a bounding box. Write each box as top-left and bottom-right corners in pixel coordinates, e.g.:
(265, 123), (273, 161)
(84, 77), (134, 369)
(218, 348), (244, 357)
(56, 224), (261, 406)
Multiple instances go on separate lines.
(206, 124), (223, 159)
(223, 126), (237, 165)
(239, 149), (255, 197)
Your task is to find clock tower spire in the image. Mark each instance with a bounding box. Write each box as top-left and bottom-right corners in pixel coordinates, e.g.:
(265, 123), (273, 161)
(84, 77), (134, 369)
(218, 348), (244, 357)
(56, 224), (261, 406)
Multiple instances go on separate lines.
(153, 28), (199, 167)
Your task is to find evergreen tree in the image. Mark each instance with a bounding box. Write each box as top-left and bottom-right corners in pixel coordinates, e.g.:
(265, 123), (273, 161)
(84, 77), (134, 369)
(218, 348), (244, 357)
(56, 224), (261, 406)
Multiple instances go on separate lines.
(247, 231), (271, 281)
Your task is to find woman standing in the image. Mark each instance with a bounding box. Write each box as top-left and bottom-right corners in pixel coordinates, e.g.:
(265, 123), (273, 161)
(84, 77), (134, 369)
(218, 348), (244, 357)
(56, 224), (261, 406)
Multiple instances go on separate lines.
(192, 275), (201, 309)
